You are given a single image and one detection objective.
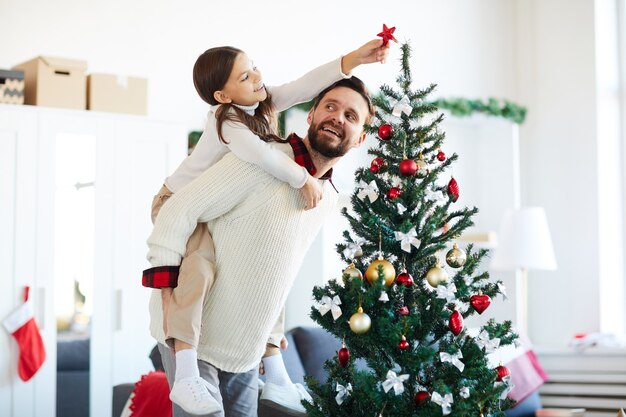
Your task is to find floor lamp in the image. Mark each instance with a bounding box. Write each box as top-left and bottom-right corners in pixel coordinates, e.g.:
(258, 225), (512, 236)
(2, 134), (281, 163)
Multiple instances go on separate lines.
(490, 207), (557, 336)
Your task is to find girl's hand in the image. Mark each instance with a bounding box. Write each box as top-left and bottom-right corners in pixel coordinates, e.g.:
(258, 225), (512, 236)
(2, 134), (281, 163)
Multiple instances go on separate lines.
(342, 39), (392, 73)
(299, 175), (323, 210)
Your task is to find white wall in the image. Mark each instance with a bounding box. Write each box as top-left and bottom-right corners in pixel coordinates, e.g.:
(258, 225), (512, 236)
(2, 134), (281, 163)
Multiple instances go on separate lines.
(1, 0), (615, 350)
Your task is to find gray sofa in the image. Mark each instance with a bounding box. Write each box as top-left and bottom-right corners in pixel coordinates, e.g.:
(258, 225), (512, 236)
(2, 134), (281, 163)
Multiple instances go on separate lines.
(57, 338), (90, 417)
(111, 326), (541, 417)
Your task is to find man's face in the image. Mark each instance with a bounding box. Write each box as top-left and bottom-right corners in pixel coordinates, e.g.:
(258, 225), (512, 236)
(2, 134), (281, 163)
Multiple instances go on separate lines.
(306, 87), (368, 158)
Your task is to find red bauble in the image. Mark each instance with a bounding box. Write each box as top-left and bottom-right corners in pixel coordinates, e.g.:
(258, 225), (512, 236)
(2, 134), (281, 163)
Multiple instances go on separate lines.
(377, 124), (394, 140)
(399, 159), (418, 177)
(338, 346), (350, 368)
(448, 177), (459, 202)
(414, 391), (431, 406)
(370, 157), (386, 173)
(470, 292), (492, 314)
(437, 150), (446, 161)
(396, 271), (414, 286)
(398, 306), (409, 316)
(377, 24), (397, 47)
(398, 335), (409, 350)
(387, 187), (401, 199)
(496, 365), (511, 381)
(449, 310), (464, 335)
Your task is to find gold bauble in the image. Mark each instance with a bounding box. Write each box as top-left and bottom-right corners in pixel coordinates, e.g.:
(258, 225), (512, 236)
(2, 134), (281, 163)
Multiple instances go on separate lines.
(416, 158), (428, 178)
(365, 257), (396, 286)
(426, 261), (449, 287)
(343, 263), (363, 283)
(446, 243), (467, 268)
(349, 307), (371, 334)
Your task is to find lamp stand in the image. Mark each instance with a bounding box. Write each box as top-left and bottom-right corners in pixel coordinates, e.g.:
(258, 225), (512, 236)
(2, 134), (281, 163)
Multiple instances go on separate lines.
(515, 267), (529, 336)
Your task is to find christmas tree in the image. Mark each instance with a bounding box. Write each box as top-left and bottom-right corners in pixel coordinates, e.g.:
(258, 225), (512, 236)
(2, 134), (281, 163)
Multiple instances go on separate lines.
(305, 42), (518, 417)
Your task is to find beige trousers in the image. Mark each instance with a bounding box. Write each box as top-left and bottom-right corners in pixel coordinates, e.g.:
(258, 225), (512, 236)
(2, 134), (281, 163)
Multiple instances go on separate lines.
(151, 185), (284, 349)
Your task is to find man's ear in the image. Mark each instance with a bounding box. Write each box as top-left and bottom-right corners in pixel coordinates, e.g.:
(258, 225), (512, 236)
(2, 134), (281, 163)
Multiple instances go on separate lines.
(355, 131), (367, 147)
(214, 90), (232, 104)
(306, 107), (314, 124)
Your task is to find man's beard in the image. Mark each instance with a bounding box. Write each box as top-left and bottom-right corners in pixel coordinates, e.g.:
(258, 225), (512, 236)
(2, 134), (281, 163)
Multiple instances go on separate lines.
(307, 120), (352, 158)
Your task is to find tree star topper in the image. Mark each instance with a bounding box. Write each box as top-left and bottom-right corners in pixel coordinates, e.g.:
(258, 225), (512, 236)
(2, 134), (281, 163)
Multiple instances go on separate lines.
(377, 24), (397, 46)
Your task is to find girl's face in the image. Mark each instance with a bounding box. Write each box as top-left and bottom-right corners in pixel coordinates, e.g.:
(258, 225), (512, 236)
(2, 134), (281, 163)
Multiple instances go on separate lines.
(214, 52), (267, 106)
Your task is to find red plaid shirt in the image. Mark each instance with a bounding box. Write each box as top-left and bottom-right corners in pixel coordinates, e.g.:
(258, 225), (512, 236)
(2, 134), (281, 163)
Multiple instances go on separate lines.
(287, 133), (336, 189)
(143, 134), (337, 288)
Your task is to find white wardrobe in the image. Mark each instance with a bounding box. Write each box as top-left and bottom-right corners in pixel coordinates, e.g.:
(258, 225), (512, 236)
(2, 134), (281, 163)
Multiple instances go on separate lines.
(0, 104), (186, 417)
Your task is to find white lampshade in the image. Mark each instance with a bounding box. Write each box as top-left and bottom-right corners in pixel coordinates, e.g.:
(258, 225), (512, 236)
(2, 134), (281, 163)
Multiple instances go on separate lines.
(490, 207), (557, 271)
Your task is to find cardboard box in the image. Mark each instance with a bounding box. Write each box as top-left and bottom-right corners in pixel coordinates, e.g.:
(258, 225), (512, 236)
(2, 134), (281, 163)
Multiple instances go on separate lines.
(87, 74), (147, 115)
(0, 69), (25, 105)
(12, 56), (87, 109)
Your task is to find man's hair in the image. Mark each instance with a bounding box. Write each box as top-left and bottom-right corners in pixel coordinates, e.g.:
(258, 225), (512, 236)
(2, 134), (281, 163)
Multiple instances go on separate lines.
(312, 77), (375, 124)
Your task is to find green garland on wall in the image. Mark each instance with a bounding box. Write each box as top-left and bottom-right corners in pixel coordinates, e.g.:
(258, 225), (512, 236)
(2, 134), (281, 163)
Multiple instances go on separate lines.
(192, 96), (527, 149)
(430, 97), (527, 124)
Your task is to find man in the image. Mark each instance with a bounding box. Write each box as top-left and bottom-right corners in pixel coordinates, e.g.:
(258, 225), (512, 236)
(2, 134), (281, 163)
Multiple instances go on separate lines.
(144, 76), (375, 417)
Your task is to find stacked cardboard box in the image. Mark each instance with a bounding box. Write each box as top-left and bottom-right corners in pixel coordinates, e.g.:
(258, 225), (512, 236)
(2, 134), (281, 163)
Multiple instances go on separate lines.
(87, 74), (147, 115)
(12, 56), (87, 109)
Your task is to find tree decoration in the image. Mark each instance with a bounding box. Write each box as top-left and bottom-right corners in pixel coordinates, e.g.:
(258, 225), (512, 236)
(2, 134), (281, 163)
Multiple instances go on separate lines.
(396, 270), (414, 286)
(342, 263), (363, 283)
(338, 343), (350, 368)
(377, 24), (397, 47)
(378, 123), (394, 140)
(426, 260), (449, 287)
(416, 153), (428, 178)
(470, 290), (492, 314)
(446, 242), (467, 268)
(399, 158), (418, 176)
(448, 177), (460, 202)
(437, 149), (446, 161)
(496, 364), (511, 381)
(387, 187), (401, 199)
(414, 391), (431, 406)
(449, 309), (464, 335)
(365, 256), (396, 287)
(370, 156), (387, 173)
(398, 335), (409, 350)
(349, 306), (371, 334)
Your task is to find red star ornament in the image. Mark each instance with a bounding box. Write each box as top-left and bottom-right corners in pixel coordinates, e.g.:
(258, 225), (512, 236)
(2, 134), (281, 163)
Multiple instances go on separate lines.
(377, 24), (397, 46)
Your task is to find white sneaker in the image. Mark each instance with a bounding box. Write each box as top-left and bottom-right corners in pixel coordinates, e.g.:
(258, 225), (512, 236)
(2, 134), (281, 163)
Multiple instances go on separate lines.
(170, 376), (222, 415)
(260, 382), (313, 416)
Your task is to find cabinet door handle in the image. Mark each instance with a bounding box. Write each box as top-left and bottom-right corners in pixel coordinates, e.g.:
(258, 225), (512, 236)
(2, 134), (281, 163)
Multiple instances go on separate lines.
(115, 289), (123, 331)
(37, 287), (45, 331)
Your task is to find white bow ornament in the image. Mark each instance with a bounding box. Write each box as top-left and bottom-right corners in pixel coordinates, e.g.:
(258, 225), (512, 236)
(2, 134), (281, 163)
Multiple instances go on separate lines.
(382, 370), (409, 395)
(318, 295), (342, 321)
(440, 351), (465, 372)
(394, 227), (421, 253)
(431, 392), (454, 415)
(335, 382), (352, 405)
(357, 180), (379, 203)
(436, 283), (457, 302)
(392, 95), (413, 117)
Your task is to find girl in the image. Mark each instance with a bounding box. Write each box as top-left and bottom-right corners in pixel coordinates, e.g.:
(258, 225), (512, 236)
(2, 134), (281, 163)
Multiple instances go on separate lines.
(145, 39), (389, 415)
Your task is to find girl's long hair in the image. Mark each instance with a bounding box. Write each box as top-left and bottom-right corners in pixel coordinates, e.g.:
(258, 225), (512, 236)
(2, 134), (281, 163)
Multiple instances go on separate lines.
(193, 46), (285, 144)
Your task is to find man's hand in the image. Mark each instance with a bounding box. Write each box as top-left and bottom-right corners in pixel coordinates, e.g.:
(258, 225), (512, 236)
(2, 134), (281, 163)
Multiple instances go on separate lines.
(342, 39), (392, 73)
(299, 175), (323, 210)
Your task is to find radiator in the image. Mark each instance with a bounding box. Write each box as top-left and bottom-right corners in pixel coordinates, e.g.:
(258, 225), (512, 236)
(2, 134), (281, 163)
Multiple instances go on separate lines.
(537, 349), (626, 417)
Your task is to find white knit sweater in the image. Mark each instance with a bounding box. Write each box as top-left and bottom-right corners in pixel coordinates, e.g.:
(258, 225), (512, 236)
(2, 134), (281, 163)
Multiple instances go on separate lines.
(148, 143), (338, 372)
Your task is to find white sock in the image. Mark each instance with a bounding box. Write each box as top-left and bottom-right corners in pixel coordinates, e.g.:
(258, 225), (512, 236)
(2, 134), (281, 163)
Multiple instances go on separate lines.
(175, 348), (200, 381)
(262, 353), (292, 387)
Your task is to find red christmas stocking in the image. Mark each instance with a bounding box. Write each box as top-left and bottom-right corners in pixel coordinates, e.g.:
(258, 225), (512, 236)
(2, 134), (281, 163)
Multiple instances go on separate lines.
(2, 287), (46, 381)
